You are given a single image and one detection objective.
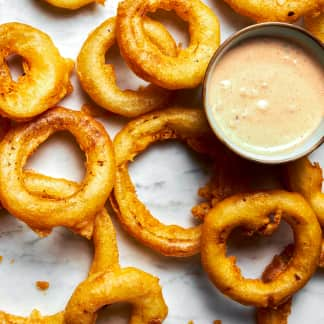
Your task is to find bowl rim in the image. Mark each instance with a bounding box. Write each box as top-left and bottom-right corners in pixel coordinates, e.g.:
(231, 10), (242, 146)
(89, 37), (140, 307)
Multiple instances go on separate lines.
(202, 22), (324, 164)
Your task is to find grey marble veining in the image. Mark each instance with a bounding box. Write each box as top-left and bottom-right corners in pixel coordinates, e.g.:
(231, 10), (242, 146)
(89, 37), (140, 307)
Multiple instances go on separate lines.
(0, 1), (323, 323)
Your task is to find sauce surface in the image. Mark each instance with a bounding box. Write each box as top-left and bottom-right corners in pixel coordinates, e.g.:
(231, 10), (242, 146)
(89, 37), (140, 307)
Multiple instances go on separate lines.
(207, 37), (324, 156)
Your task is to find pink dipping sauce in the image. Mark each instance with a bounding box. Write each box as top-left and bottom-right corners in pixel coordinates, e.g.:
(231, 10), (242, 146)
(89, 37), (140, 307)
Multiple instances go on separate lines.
(207, 37), (324, 156)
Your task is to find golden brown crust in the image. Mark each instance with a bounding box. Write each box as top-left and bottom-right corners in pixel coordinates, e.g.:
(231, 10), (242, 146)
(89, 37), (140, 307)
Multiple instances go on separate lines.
(112, 107), (217, 257)
(223, 0), (323, 22)
(0, 23), (73, 121)
(305, 9), (324, 42)
(77, 17), (177, 117)
(192, 152), (252, 221)
(0, 175), (120, 323)
(0, 107), (115, 238)
(285, 157), (324, 225)
(201, 191), (322, 307)
(64, 268), (168, 324)
(35, 281), (50, 291)
(116, 0), (220, 89)
(256, 245), (294, 324)
(43, 0), (104, 9)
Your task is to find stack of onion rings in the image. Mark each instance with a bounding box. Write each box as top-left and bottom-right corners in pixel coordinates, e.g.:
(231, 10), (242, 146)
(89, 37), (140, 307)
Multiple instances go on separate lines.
(111, 107), (220, 257)
(43, 0), (104, 10)
(223, 0), (324, 22)
(0, 174), (119, 322)
(77, 17), (177, 117)
(201, 190), (321, 307)
(0, 107), (115, 238)
(0, 171), (167, 323)
(116, 0), (220, 89)
(0, 23), (73, 121)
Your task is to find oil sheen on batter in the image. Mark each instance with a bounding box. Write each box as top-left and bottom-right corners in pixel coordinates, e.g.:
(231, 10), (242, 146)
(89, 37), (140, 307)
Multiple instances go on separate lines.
(208, 37), (324, 156)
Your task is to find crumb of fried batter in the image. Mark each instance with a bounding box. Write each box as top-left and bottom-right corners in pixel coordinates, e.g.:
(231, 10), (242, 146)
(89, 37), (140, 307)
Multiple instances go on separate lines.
(36, 281), (50, 291)
(214, 320), (222, 324)
(10, 259), (14, 264)
(0, 256), (3, 263)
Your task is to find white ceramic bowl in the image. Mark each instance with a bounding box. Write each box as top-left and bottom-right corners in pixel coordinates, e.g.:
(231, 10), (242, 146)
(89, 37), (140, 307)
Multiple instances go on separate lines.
(203, 22), (324, 164)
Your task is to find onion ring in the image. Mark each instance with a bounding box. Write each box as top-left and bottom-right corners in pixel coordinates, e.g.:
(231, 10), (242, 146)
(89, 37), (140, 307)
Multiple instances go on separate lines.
(43, 0), (104, 9)
(77, 17), (177, 117)
(64, 267), (168, 324)
(0, 23), (73, 121)
(0, 174), (119, 323)
(201, 190), (321, 307)
(0, 107), (115, 238)
(111, 107), (217, 257)
(305, 9), (324, 42)
(286, 157), (324, 225)
(116, 0), (220, 89)
(223, 0), (324, 22)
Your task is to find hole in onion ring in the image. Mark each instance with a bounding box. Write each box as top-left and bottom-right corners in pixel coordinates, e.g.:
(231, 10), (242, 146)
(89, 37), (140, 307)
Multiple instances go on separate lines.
(227, 221), (293, 279)
(5, 54), (26, 82)
(129, 141), (212, 228)
(148, 9), (189, 49)
(105, 44), (149, 91)
(25, 131), (86, 183)
(0, 212), (92, 315)
(97, 303), (131, 323)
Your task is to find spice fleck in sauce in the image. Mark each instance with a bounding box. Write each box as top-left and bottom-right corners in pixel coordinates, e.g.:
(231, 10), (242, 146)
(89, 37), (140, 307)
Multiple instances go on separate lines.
(208, 37), (324, 156)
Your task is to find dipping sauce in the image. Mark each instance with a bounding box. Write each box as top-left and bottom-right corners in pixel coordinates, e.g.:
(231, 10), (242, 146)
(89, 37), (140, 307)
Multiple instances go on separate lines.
(207, 37), (324, 156)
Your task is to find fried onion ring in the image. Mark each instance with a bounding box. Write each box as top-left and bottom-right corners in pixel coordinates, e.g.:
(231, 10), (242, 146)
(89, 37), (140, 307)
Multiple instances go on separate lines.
(0, 107), (115, 238)
(0, 174), (119, 323)
(116, 0), (220, 89)
(77, 17), (177, 117)
(111, 107), (217, 257)
(201, 190), (321, 307)
(64, 267), (168, 324)
(0, 23), (73, 121)
(305, 9), (324, 42)
(223, 0), (324, 22)
(43, 0), (104, 9)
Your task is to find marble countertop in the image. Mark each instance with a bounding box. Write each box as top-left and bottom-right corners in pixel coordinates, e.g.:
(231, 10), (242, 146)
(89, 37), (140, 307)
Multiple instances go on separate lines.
(0, 1), (323, 323)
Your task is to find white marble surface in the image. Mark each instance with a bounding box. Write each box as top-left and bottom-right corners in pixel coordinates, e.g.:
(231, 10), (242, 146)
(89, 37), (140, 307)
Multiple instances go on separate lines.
(0, 0), (323, 323)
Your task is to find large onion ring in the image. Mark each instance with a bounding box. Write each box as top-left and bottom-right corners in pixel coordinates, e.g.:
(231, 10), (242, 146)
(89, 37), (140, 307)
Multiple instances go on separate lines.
(64, 267), (168, 324)
(305, 9), (324, 42)
(43, 0), (104, 9)
(0, 174), (119, 323)
(77, 17), (177, 117)
(111, 107), (217, 257)
(116, 0), (220, 89)
(201, 190), (321, 307)
(0, 107), (115, 238)
(223, 0), (323, 22)
(0, 23), (73, 121)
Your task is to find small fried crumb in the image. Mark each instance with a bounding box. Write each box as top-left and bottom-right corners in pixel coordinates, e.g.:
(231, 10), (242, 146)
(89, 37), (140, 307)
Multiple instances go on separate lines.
(188, 321), (194, 324)
(36, 281), (50, 291)
(10, 259), (14, 264)
(214, 321), (222, 324)
(0, 256), (3, 263)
